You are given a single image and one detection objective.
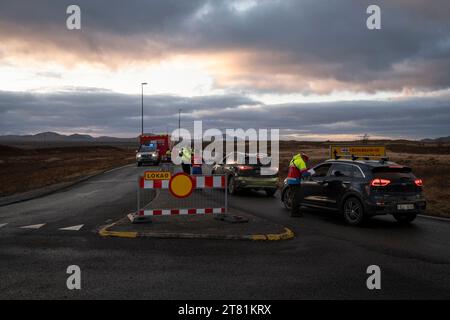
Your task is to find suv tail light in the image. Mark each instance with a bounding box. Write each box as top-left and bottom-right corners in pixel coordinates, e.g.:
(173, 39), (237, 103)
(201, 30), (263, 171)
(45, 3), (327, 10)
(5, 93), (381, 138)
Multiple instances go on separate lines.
(414, 179), (423, 187)
(371, 178), (391, 187)
(238, 165), (253, 171)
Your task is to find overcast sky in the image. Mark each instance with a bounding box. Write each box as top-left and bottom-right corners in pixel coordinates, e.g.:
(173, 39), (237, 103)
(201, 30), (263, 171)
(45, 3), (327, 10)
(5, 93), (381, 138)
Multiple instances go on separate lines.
(0, 0), (449, 139)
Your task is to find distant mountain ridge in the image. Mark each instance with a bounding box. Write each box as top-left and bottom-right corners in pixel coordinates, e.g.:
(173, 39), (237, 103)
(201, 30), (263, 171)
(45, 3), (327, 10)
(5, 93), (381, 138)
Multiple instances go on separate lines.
(421, 136), (450, 143)
(0, 132), (137, 143)
(1, 132), (449, 143)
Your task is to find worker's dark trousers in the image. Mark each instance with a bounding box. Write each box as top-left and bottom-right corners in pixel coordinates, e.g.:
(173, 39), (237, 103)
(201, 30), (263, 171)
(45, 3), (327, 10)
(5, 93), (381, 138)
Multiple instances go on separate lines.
(291, 184), (303, 216)
(182, 163), (191, 175)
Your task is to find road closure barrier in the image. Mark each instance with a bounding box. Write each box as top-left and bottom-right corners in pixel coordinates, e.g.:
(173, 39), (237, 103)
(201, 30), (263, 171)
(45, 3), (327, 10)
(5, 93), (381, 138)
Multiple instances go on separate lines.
(131, 170), (227, 222)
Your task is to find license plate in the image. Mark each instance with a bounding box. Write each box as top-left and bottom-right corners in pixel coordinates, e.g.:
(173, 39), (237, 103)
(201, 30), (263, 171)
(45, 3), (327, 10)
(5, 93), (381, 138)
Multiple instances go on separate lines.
(397, 204), (414, 210)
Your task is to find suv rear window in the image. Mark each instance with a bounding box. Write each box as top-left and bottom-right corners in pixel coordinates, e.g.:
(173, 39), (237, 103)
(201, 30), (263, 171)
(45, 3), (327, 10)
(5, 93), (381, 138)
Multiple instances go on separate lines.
(372, 166), (415, 179)
(229, 153), (271, 167)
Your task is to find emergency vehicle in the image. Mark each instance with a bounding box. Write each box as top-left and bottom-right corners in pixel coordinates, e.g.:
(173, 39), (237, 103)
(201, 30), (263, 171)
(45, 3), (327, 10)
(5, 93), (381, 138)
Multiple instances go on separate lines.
(136, 134), (172, 166)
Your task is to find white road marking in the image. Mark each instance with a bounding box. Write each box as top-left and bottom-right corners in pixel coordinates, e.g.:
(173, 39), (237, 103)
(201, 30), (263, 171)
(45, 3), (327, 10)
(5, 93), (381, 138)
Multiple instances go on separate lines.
(77, 190), (100, 197)
(20, 223), (46, 230)
(59, 224), (84, 231)
(0, 223), (8, 228)
(89, 180), (136, 183)
(103, 164), (135, 174)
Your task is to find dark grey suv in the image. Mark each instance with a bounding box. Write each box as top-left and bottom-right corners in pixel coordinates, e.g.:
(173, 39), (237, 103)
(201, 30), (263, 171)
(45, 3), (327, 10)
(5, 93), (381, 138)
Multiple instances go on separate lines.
(212, 152), (279, 196)
(281, 159), (426, 225)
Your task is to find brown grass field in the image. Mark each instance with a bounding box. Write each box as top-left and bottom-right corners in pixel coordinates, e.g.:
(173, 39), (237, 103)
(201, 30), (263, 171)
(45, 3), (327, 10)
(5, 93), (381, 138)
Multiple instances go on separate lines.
(0, 141), (449, 218)
(0, 145), (134, 196)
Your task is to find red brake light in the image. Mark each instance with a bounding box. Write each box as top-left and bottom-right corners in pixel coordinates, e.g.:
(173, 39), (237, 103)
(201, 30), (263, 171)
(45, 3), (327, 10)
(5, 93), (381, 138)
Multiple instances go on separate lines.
(371, 178), (391, 187)
(414, 179), (423, 187)
(238, 165), (253, 170)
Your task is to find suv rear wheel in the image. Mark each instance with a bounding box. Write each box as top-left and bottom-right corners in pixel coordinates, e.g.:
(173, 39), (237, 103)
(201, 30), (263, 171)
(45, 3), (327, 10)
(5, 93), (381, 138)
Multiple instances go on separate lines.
(393, 213), (417, 224)
(343, 197), (365, 226)
(282, 187), (293, 210)
(228, 176), (238, 195)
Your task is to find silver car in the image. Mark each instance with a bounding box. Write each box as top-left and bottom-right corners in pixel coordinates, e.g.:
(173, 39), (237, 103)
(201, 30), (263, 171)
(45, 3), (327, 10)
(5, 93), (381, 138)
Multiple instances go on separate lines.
(136, 144), (160, 166)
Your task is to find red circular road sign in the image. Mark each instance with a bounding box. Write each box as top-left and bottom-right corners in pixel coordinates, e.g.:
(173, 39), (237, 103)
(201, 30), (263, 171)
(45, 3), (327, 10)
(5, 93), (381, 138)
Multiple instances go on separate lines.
(169, 173), (194, 199)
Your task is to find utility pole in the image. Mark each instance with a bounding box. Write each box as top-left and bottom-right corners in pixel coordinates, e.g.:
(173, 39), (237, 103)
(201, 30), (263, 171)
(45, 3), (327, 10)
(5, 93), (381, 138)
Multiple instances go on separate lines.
(141, 82), (147, 135)
(359, 133), (370, 144)
(178, 108), (181, 135)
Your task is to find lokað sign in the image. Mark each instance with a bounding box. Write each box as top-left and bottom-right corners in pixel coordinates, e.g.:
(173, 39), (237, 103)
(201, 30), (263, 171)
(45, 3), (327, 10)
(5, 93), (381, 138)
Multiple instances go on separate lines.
(144, 171), (171, 180)
(330, 145), (386, 159)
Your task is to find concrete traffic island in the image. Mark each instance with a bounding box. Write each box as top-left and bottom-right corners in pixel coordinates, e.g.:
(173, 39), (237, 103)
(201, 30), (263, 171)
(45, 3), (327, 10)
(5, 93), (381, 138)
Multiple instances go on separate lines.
(99, 210), (294, 241)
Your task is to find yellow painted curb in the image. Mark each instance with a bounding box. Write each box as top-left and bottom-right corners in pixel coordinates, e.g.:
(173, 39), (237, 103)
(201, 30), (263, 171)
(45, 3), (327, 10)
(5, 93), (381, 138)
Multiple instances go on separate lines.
(251, 234), (268, 241)
(251, 228), (295, 241)
(99, 223), (138, 238)
(99, 218), (294, 241)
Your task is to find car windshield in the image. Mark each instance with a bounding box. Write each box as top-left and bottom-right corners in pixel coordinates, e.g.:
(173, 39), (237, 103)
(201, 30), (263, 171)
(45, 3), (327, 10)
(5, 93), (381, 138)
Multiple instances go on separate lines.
(232, 153), (271, 166)
(139, 144), (156, 152)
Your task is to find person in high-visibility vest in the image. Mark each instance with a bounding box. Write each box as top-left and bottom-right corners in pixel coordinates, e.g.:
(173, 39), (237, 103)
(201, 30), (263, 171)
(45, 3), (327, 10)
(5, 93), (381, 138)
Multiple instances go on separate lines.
(287, 152), (310, 217)
(179, 146), (192, 175)
(165, 149), (171, 161)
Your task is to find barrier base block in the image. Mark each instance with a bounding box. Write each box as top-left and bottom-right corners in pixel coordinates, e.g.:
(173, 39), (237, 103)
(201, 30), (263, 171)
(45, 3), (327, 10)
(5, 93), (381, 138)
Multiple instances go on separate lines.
(127, 213), (152, 224)
(101, 209), (294, 241)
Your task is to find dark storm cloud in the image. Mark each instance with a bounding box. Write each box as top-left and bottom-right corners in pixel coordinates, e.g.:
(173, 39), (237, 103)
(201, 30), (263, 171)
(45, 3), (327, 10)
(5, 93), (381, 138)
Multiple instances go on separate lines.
(0, 90), (448, 139)
(0, 90), (259, 136)
(180, 0), (450, 92)
(1, 0), (450, 93)
(0, 0), (202, 34)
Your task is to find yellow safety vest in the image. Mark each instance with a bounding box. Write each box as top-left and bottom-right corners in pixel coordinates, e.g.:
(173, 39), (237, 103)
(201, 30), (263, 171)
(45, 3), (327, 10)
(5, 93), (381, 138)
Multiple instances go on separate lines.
(181, 147), (192, 163)
(290, 154), (307, 171)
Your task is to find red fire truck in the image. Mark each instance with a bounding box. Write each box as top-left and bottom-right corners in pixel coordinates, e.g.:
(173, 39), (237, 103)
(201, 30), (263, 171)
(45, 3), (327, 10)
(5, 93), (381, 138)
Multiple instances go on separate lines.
(136, 134), (172, 166)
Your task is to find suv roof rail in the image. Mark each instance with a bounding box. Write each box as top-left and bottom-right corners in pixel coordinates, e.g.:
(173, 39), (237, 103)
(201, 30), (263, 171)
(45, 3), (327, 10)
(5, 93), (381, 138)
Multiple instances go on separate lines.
(332, 154), (384, 161)
(380, 156), (390, 164)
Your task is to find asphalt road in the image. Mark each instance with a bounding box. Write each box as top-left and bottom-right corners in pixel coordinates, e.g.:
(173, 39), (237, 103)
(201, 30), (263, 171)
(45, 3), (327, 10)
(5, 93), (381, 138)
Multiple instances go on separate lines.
(0, 164), (449, 299)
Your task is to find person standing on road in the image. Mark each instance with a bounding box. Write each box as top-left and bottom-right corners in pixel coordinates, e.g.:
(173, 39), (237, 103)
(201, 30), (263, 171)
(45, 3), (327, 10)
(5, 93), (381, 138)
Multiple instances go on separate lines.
(180, 146), (192, 175)
(287, 152), (310, 217)
(165, 149), (171, 162)
(191, 150), (203, 175)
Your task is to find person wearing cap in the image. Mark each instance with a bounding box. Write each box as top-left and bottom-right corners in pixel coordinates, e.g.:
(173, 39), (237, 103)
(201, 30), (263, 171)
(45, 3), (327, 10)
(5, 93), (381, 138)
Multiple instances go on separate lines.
(287, 152), (310, 217)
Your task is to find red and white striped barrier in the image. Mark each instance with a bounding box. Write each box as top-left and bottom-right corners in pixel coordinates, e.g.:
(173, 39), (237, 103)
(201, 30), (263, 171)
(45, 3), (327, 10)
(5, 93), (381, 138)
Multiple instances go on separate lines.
(134, 172), (228, 221)
(140, 179), (170, 189)
(138, 207), (225, 216)
(140, 175), (226, 189)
